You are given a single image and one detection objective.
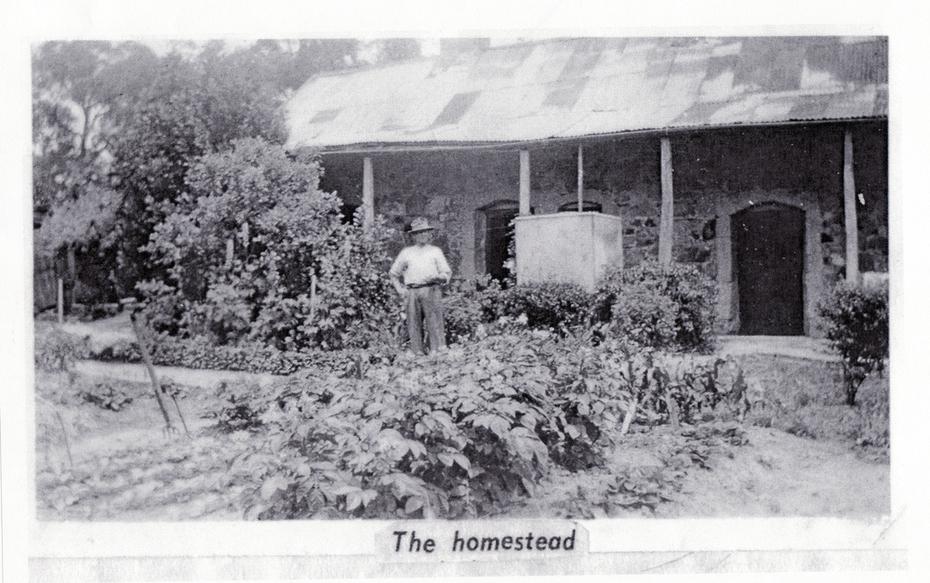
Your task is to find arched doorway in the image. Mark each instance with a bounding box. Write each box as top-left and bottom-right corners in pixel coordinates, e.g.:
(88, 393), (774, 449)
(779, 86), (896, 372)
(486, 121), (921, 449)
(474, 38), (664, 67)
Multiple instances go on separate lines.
(732, 202), (805, 335)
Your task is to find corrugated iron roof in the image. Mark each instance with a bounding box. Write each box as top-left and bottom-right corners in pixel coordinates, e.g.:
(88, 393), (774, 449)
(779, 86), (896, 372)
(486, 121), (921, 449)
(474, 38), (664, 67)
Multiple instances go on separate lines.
(286, 37), (887, 152)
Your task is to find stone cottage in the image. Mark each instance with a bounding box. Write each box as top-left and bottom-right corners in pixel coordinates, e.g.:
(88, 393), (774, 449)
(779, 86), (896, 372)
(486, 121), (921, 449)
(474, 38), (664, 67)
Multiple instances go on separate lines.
(285, 37), (888, 336)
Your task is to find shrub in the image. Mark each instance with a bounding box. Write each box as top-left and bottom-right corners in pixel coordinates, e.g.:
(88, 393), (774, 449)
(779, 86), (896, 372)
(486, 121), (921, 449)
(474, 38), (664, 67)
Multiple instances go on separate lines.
(496, 282), (591, 332)
(228, 333), (619, 519)
(818, 280), (889, 405)
(77, 381), (133, 411)
(609, 283), (678, 348)
(442, 280), (486, 345)
(441, 276), (507, 344)
(595, 261), (717, 351)
(35, 327), (89, 372)
(206, 381), (266, 433)
(89, 335), (397, 377)
(140, 138), (397, 351)
(224, 331), (749, 519)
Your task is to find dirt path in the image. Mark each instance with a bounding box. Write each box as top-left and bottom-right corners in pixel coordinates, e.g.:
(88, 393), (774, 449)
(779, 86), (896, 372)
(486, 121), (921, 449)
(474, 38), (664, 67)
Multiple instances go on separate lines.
(716, 335), (840, 363)
(74, 359), (281, 388)
(514, 426), (888, 520)
(663, 427), (888, 517)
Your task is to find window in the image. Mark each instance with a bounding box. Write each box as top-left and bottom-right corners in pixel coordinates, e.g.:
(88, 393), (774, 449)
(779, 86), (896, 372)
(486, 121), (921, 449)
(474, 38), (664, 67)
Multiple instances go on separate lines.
(558, 200), (602, 212)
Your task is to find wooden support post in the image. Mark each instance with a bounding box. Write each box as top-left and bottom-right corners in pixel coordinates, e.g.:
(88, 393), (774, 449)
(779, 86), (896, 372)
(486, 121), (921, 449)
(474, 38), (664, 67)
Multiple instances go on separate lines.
(518, 150), (531, 215)
(65, 243), (75, 314)
(843, 128), (859, 284)
(658, 137), (674, 265)
(57, 277), (64, 324)
(577, 144), (584, 211)
(362, 156), (375, 228)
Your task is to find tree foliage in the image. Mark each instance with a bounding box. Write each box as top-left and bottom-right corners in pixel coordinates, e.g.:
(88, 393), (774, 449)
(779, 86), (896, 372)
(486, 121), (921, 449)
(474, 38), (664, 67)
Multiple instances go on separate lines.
(33, 39), (365, 299)
(375, 39), (422, 63)
(140, 138), (396, 350)
(32, 41), (160, 211)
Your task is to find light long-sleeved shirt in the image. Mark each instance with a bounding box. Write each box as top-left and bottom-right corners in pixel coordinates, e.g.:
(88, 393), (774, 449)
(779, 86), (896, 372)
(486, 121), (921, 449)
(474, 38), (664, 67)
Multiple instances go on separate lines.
(389, 244), (452, 286)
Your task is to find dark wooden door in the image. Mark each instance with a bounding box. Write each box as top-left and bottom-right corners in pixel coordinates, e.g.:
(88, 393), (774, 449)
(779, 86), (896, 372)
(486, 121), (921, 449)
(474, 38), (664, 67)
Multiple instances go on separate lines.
(733, 203), (805, 335)
(485, 208), (518, 281)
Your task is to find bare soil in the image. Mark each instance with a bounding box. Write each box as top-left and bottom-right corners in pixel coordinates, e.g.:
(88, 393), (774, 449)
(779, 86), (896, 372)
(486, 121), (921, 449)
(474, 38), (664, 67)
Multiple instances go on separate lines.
(668, 426), (888, 518)
(510, 425), (887, 519)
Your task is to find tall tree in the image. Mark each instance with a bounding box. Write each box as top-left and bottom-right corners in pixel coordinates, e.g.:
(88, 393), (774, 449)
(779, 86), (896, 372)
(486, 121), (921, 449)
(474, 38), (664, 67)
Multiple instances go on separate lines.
(33, 42), (161, 305)
(376, 38), (421, 63)
(32, 41), (159, 211)
(223, 39), (361, 92)
(33, 39), (364, 299)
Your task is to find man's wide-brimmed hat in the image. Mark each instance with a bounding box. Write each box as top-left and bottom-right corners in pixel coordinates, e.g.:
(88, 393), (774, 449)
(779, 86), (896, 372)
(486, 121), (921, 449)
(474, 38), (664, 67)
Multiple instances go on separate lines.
(408, 217), (435, 233)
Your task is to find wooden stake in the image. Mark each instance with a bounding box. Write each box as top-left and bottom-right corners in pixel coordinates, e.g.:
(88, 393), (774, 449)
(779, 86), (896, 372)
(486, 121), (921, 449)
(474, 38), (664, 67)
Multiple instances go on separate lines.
(620, 395), (638, 436)
(57, 278), (64, 324)
(308, 273), (319, 324)
(130, 313), (176, 434)
(225, 238), (234, 270)
(54, 409), (74, 467)
(169, 391), (191, 437)
(665, 388), (681, 429)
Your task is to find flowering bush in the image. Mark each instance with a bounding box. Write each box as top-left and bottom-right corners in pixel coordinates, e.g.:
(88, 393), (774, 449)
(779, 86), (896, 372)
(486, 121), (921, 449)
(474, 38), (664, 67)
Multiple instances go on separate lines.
(139, 138), (396, 351)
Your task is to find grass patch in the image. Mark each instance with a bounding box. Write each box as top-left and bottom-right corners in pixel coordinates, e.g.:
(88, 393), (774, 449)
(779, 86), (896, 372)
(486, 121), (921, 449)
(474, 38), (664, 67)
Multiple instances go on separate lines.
(737, 354), (889, 460)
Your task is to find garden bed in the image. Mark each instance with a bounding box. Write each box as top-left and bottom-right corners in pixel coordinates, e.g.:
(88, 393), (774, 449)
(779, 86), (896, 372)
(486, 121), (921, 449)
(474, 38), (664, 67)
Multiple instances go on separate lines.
(35, 327), (890, 520)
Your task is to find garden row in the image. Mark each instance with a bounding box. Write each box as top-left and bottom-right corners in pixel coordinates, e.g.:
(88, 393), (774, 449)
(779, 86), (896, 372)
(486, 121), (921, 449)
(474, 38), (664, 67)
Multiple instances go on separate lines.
(214, 330), (755, 519)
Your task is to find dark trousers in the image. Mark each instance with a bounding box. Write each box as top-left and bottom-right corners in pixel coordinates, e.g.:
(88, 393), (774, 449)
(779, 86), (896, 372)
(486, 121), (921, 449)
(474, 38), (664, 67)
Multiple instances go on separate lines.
(406, 286), (446, 354)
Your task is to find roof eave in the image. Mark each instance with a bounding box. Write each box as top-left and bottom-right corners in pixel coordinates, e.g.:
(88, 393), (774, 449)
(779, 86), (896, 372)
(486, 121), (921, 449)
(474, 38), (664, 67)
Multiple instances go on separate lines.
(294, 116), (888, 155)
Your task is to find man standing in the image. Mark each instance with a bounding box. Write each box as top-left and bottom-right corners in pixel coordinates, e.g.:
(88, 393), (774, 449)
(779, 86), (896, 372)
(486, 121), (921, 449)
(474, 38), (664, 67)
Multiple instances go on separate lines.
(389, 217), (452, 354)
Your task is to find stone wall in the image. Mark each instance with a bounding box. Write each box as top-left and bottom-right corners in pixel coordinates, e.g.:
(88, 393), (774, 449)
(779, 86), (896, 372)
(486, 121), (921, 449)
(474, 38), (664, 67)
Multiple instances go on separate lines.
(853, 122), (889, 273)
(318, 121), (887, 334)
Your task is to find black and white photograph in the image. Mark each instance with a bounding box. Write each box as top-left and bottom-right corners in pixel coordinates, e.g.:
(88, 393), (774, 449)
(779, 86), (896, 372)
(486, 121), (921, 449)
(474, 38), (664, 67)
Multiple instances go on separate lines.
(5, 0), (929, 581)
(32, 34), (891, 522)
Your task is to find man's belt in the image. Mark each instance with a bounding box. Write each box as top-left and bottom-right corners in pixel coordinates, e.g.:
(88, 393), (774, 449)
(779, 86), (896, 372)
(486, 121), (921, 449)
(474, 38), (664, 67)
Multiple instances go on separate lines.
(406, 281), (438, 289)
